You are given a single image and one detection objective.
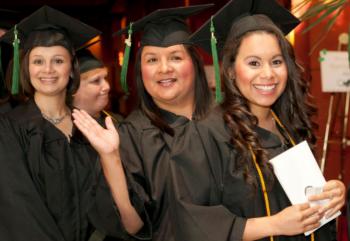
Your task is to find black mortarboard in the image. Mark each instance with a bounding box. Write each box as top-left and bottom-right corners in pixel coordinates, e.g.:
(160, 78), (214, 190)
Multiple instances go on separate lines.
(117, 4), (213, 94)
(189, 0), (300, 103)
(117, 4), (214, 47)
(1, 5), (101, 49)
(0, 5), (100, 95)
(190, 0), (300, 54)
(77, 49), (104, 74)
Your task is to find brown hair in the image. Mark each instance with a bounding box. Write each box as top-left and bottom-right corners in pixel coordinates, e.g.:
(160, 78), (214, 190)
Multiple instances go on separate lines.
(221, 15), (317, 188)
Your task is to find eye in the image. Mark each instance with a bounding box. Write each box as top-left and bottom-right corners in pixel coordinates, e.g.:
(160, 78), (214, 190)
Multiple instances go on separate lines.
(53, 58), (64, 64)
(248, 60), (260, 67)
(145, 57), (157, 63)
(89, 78), (101, 85)
(170, 55), (182, 61)
(32, 58), (43, 65)
(272, 58), (284, 66)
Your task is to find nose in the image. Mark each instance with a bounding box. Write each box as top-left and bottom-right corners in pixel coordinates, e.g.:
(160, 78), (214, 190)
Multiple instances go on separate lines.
(261, 64), (273, 79)
(44, 62), (54, 73)
(159, 58), (173, 74)
(101, 79), (110, 93)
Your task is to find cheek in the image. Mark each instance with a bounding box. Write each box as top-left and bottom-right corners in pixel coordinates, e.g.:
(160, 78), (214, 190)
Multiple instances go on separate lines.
(29, 64), (38, 78)
(178, 61), (195, 88)
(141, 65), (155, 90)
(234, 65), (251, 90)
(62, 66), (71, 79)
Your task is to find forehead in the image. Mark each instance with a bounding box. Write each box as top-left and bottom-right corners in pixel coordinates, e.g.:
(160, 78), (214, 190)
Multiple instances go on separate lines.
(238, 31), (281, 55)
(80, 67), (108, 80)
(141, 44), (188, 55)
(29, 45), (71, 56)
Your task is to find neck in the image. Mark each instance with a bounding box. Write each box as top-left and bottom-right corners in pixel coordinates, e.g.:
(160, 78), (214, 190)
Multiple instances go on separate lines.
(34, 92), (68, 117)
(251, 105), (274, 131)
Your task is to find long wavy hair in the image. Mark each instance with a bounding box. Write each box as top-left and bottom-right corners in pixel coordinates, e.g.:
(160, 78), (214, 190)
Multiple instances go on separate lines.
(221, 15), (317, 188)
(134, 44), (213, 136)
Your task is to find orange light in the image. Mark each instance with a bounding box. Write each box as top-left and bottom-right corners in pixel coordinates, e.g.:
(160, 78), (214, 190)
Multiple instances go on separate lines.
(118, 51), (124, 67)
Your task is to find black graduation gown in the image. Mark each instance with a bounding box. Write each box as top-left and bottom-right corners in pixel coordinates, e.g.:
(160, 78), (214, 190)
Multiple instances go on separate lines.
(118, 109), (193, 241)
(169, 107), (336, 241)
(0, 99), (134, 241)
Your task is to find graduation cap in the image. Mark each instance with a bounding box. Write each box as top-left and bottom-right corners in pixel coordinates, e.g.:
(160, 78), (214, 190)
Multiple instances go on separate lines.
(77, 48), (104, 74)
(190, 0), (300, 103)
(0, 5), (101, 95)
(116, 4), (213, 94)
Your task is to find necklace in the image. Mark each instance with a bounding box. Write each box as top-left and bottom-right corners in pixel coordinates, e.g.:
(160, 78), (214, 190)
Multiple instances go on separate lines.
(42, 111), (69, 125)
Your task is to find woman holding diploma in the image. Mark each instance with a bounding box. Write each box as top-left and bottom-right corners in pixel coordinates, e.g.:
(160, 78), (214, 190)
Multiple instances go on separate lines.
(168, 0), (346, 240)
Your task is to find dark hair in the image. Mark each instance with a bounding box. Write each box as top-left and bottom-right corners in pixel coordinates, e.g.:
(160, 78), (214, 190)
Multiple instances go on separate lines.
(221, 15), (317, 188)
(20, 29), (80, 106)
(134, 44), (212, 136)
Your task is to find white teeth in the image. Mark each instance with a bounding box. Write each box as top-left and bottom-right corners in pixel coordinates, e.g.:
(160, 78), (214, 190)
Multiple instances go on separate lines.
(158, 79), (174, 83)
(40, 77), (57, 81)
(254, 84), (276, 91)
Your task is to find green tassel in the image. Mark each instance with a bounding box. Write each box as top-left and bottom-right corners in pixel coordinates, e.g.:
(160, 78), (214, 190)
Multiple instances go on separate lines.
(210, 17), (222, 103)
(120, 23), (133, 94)
(11, 25), (20, 95)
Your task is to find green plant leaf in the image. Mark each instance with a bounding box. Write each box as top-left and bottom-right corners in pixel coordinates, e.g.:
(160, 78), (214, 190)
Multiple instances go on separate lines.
(325, 7), (344, 32)
(293, 0), (312, 14)
(300, 2), (328, 20)
(302, 3), (344, 33)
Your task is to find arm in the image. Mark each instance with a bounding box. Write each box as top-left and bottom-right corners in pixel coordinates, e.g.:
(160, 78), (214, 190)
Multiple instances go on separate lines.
(243, 203), (321, 240)
(169, 118), (323, 241)
(72, 109), (144, 234)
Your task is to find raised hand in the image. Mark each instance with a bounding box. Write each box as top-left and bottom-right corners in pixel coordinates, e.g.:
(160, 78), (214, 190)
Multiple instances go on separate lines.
(308, 179), (345, 218)
(72, 109), (120, 156)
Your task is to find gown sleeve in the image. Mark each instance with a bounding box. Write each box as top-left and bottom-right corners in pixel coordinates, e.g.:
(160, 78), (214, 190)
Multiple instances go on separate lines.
(168, 118), (247, 241)
(0, 115), (66, 241)
(91, 120), (152, 240)
(84, 116), (151, 241)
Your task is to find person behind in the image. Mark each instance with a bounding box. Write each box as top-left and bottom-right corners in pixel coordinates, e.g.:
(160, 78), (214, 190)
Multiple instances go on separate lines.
(74, 48), (123, 122)
(72, 4), (214, 241)
(0, 6), (142, 241)
(167, 0), (346, 240)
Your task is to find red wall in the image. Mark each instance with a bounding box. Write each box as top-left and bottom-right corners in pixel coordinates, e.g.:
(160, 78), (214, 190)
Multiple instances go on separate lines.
(294, 4), (350, 186)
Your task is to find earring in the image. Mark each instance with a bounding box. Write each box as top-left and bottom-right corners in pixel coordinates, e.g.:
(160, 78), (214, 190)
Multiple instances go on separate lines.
(70, 72), (74, 79)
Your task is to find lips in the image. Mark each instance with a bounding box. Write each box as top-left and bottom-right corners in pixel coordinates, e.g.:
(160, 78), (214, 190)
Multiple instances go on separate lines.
(157, 78), (176, 87)
(253, 83), (277, 92)
(40, 77), (58, 83)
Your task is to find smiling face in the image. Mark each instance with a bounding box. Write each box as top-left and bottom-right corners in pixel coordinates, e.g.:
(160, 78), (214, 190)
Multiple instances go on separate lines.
(140, 44), (195, 111)
(232, 31), (288, 115)
(29, 46), (72, 97)
(73, 67), (110, 117)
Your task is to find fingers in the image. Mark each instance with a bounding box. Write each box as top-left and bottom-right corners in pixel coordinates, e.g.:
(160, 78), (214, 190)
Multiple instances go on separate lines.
(316, 180), (345, 217)
(105, 116), (118, 133)
(299, 204), (322, 232)
(72, 109), (101, 137)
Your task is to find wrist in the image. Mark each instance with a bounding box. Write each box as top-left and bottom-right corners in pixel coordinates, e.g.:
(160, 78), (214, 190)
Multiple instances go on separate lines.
(268, 214), (281, 236)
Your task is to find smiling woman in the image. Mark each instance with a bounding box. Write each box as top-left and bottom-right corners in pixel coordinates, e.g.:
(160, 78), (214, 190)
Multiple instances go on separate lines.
(0, 5), (140, 241)
(72, 4), (215, 241)
(140, 44), (196, 118)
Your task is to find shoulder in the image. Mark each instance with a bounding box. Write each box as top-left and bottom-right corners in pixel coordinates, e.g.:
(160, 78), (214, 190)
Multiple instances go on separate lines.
(121, 109), (153, 131)
(197, 106), (231, 143)
(6, 99), (42, 125)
